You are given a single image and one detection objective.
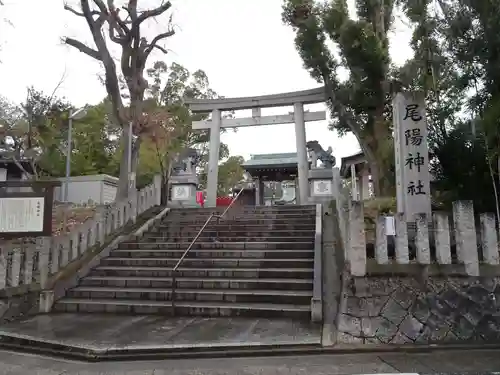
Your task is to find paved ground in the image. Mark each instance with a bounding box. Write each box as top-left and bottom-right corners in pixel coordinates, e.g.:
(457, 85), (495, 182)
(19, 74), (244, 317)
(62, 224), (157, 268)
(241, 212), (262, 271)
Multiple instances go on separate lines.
(2, 348), (500, 374)
(0, 314), (321, 351)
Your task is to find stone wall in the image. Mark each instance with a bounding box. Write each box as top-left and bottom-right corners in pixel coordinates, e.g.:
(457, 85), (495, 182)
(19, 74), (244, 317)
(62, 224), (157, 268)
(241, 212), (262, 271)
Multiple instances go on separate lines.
(337, 276), (500, 344)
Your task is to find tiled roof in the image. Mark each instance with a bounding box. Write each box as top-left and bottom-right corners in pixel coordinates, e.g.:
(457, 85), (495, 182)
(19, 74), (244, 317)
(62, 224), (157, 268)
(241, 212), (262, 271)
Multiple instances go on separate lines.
(243, 153), (299, 167)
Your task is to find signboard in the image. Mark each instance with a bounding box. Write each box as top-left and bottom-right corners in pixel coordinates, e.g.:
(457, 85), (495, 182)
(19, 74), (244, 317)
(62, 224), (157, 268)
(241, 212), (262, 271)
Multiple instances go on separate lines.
(393, 92), (431, 221)
(385, 216), (396, 236)
(172, 185), (190, 200)
(313, 180), (332, 196)
(0, 180), (60, 238)
(0, 197), (44, 232)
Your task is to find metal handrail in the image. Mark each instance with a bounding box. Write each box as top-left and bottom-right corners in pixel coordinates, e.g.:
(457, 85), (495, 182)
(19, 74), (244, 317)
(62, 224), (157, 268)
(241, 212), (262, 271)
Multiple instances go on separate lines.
(171, 187), (246, 314)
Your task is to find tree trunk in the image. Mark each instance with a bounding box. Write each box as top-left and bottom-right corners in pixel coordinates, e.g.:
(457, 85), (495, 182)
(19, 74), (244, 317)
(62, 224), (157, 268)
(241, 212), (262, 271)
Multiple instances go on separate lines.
(161, 159), (173, 205)
(115, 129), (142, 200)
(362, 116), (393, 198)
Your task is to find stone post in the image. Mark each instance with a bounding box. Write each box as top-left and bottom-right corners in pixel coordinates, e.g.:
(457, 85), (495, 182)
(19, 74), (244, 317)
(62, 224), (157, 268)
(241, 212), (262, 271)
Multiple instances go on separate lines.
(350, 164), (358, 201)
(37, 236), (51, 289)
(453, 200), (479, 276)
(206, 109), (221, 208)
(254, 178), (261, 206)
(153, 174), (162, 206)
(294, 103), (309, 205)
(259, 180), (265, 205)
(38, 236), (54, 313)
(360, 166), (370, 200)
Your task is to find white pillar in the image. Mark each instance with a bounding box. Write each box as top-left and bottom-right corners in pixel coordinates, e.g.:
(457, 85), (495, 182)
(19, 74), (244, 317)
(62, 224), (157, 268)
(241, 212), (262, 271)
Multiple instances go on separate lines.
(259, 180), (265, 205)
(206, 109), (221, 207)
(0, 168), (6, 182)
(294, 102), (308, 205)
(350, 164), (358, 200)
(254, 178), (260, 206)
(360, 166), (370, 200)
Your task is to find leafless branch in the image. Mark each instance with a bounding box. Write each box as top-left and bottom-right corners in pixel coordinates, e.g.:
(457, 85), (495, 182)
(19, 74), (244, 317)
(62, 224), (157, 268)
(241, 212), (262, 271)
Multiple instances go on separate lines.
(47, 68), (68, 105)
(150, 45), (169, 54)
(64, 37), (102, 60)
(91, 0), (108, 15)
(63, 3), (99, 17)
(107, 0), (130, 34)
(136, 1), (172, 25)
(144, 30), (175, 56)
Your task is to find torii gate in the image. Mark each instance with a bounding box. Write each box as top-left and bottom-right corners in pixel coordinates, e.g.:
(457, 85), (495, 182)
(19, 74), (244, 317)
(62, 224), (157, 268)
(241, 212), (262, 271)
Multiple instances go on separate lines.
(185, 87), (326, 207)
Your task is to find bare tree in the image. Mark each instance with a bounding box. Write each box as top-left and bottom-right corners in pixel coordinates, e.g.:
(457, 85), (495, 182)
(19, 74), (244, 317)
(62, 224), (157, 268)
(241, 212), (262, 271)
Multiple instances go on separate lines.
(64, 0), (175, 198)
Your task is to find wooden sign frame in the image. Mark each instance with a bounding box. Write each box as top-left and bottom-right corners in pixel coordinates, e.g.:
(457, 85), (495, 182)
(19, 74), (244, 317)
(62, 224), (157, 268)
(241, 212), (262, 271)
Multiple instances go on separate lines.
(0, 180), (61, 239)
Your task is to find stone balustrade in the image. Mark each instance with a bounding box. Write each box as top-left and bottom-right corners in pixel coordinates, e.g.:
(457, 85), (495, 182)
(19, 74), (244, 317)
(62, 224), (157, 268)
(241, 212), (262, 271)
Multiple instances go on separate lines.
(0, 175), (162, 293)
(335, 199), (500, 278)
(331, 167), (500, 278)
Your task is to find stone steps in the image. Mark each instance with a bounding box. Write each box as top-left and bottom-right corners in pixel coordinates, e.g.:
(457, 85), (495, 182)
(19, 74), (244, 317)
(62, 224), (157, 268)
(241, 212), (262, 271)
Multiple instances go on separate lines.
(162, 216), (314, 223)
(166, 211), (315, 218)
(117, 241), (314, 250)
(66, 286), (312, 305)
(98, 257), (313, 269)
(53, 299), (310, 318)
(155, 223), (316, 230)
(148, 230), (315, 237)
(138, 236), (314, 242)
(162, 214), (316, 223)
(89, 266), (313, 277)
(54, 204), (317, 319)
(80, 275), (313, 289)
(168, 205), (314, 212)
(109, 248), (314, 259)
(69, 286), (313, 296)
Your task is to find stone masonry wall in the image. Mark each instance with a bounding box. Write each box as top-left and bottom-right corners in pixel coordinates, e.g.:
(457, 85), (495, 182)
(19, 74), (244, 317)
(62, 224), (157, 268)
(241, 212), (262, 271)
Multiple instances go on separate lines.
(337, 276), (500, 344)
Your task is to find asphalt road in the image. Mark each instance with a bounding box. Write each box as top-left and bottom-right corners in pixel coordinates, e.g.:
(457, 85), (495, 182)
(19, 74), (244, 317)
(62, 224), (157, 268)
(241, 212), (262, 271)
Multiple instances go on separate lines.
(2, 348), (500, 375)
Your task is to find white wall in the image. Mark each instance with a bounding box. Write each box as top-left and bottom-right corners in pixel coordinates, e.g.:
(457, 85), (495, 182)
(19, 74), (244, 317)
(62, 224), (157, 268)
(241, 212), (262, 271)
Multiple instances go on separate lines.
(54, 175), (118, 204)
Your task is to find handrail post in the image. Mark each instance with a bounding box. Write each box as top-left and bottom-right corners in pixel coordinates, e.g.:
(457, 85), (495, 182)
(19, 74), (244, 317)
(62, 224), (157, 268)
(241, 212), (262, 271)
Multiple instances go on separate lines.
(171, 270), (176, 316)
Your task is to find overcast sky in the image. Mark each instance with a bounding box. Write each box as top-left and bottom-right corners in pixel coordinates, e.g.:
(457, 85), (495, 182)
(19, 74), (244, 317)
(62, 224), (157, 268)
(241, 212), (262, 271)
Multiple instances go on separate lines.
(0, 0), (414, 163)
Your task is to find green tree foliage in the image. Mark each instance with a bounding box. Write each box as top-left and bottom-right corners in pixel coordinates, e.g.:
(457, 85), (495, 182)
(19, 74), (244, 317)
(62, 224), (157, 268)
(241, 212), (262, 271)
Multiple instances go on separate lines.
(0, 89), (119, 180)
(431, 125), (498, 213)
(217, 156), (245, 196)
(0, 87), (73, 178)
(282, 0), (396, 196)
(140, 61), (230, 194)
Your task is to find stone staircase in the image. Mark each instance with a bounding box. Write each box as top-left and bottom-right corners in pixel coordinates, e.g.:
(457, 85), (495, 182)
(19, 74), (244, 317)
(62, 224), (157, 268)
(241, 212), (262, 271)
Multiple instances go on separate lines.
(53, 205), (317, 319)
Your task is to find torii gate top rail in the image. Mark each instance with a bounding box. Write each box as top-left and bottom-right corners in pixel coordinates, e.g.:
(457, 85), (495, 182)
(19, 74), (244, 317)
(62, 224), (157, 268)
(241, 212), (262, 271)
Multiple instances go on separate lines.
(184, 87), (325, 113)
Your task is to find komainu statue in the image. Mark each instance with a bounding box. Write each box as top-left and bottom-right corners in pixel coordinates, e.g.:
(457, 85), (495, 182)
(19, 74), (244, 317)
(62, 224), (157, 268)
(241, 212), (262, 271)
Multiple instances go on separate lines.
(306, 140), (336, 169)
(171, 148), (201, 175)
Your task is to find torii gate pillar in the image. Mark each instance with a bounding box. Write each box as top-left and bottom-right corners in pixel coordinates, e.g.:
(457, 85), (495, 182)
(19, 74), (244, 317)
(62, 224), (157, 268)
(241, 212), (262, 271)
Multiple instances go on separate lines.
(206, 109), (221, 208)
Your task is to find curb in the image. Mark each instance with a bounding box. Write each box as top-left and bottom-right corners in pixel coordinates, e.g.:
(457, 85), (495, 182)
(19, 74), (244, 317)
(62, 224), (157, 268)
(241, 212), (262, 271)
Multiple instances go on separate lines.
(1, 334), (500, 362)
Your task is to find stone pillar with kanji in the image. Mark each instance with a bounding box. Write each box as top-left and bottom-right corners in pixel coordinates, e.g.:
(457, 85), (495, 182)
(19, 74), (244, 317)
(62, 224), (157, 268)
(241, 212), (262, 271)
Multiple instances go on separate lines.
(393, 92), (432, 222)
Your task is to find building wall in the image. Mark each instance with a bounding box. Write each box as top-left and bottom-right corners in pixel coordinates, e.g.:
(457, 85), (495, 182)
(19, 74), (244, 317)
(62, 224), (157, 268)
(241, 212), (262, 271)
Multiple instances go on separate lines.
(54, 175), (118, 204)
(54, 181), (101, 204)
